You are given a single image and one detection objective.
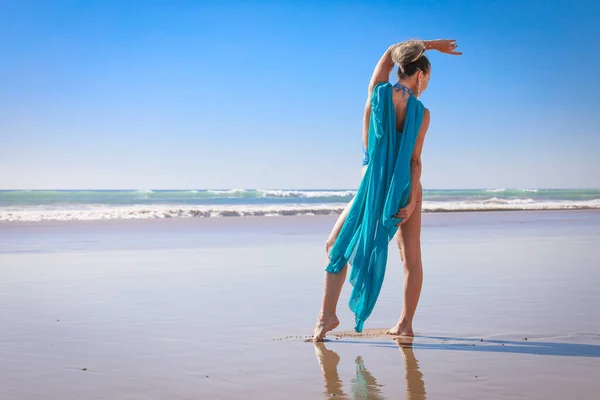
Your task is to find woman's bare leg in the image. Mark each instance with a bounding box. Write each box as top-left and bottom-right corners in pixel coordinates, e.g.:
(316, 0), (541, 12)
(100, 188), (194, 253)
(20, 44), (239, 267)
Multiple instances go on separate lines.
(388, 196), (423, 336)
(312, 199), (353, 342)
(313, 168), (367, 342)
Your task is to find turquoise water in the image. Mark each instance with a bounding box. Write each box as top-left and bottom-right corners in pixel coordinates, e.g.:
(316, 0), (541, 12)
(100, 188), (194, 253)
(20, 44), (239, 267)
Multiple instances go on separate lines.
(1, 189), (599, 221)
(2, 189), (599, 206)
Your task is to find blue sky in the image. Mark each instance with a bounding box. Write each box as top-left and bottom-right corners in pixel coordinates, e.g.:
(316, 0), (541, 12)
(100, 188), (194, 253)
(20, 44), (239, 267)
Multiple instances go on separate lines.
(1, 0), (599, 189)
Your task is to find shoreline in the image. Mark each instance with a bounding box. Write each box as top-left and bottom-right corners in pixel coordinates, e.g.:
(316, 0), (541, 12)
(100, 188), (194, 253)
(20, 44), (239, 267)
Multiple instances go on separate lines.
(0, 208), (598, 225)
(2, 210), (599, 256)
(1, 207), (599, 225)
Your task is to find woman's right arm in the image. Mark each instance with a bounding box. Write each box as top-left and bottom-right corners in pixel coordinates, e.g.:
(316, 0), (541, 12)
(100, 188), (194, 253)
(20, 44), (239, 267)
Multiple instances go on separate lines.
(408, 108), (430, 204)
(395, 108), (430, 224)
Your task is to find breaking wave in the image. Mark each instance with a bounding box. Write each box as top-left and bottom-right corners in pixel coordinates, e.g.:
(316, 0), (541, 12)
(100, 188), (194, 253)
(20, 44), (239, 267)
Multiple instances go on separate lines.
(2, 199), (599, 222)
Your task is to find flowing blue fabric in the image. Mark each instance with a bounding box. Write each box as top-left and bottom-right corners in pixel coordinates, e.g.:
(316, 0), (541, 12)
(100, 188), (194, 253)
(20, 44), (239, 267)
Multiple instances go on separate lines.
(326, 82), (425, 332)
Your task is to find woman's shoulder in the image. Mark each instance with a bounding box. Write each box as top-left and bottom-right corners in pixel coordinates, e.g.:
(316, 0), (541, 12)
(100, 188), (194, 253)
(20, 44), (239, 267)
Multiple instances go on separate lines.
(413, 98), (428, 114)
(370, 82), (393, 104)
(372, 81), (392, 92)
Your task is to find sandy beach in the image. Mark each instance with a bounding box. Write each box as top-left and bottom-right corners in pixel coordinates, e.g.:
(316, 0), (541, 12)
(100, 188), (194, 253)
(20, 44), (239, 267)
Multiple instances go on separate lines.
(3, 0), (599, 398)
(1, 211), (599, 399)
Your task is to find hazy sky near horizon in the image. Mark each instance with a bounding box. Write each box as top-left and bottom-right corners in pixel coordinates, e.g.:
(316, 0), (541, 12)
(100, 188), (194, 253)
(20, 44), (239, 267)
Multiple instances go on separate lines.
(1, 0), (599, 190)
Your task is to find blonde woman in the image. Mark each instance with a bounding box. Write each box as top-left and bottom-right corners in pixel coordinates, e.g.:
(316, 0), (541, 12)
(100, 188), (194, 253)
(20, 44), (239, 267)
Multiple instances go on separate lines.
(313, 39), (461, 342)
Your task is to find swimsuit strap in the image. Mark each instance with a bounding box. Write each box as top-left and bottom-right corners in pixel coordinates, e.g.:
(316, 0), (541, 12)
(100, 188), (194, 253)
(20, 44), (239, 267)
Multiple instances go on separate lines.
(392, 82), (412, 98)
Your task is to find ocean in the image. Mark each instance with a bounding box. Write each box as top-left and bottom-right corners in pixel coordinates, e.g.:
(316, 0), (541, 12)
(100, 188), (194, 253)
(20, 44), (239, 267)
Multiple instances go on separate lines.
(1, 189), (599, 222)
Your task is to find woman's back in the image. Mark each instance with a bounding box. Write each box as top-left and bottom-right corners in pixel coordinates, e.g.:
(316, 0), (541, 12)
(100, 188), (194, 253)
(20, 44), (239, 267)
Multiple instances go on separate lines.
(391, 85), (411, 132)
(363, 84), (413, 152)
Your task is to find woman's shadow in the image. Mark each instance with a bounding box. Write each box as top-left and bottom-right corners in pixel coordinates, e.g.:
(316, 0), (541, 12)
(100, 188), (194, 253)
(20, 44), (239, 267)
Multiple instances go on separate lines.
(314, 338), (426, 399)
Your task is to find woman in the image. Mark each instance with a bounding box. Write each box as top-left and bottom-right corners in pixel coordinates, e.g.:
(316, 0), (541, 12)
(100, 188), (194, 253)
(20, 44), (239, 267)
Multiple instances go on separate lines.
(313, 39), (461, 342)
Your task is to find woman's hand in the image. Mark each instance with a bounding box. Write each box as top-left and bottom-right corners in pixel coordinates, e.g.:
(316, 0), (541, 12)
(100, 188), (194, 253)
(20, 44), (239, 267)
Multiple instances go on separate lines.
(427, 39), (462, 55)
(394, 200), (416, 226)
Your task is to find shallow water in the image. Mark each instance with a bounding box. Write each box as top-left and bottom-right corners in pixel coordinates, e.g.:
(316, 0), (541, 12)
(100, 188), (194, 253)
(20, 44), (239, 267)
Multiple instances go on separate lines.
(1, 211), (599, 399)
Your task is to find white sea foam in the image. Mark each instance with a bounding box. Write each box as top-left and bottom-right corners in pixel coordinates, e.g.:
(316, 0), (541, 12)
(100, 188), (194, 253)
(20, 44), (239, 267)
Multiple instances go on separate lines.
(422, 199), (600, 212)
(483, 198), (536, 204)
(261, 190), (356, 198)
(202, 189), (257, 197)
(1, 200), (599, 222)
(199, 189), (357, 198)
(209, 189), (247, 194)
(0, 204), (347, 222)
(484, 188), (539, 193)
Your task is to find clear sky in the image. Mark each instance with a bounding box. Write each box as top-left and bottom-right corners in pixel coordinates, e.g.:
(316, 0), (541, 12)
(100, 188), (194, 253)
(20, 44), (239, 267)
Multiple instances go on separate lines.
(1, 0), (599, 190)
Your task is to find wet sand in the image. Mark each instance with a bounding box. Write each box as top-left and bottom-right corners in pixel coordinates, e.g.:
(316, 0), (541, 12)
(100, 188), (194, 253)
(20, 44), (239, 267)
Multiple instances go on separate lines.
(1, 211), (599, 399)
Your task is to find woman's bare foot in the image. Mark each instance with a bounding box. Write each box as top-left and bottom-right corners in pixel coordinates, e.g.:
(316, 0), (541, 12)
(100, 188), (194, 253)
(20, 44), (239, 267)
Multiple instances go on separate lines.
(386, 319), (414, 337)
(313, 315), (340, 342)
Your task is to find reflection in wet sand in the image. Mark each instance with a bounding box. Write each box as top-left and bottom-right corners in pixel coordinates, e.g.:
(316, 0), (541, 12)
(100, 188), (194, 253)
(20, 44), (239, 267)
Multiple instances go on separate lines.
(314, 338), (426, 399)
(398, 338), (426, 400)
(351, 355), (384, 399)
(314, 343), (347, 399)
